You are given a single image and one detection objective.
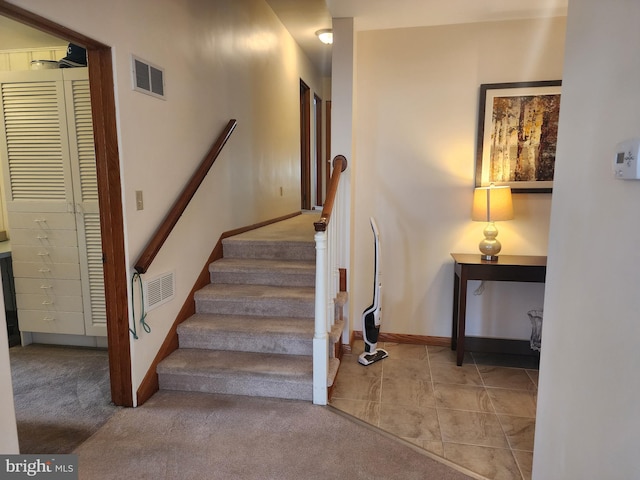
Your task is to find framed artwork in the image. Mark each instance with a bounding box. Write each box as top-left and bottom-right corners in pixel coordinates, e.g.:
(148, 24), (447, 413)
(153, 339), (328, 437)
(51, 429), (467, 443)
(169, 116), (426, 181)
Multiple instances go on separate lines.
(475, 80), (562, 193)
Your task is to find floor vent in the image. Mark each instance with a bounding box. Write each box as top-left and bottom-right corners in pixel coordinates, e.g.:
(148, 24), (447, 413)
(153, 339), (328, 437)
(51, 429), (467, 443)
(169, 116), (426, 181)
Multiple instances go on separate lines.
(132, 55), (165, 99)
(143, 271), (175, 312)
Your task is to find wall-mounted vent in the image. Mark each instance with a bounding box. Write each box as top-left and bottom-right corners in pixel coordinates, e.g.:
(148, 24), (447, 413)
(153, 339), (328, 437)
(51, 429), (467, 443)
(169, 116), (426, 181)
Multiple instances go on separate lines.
(143, 271), (175, 312)
(132, 55), (165, 99)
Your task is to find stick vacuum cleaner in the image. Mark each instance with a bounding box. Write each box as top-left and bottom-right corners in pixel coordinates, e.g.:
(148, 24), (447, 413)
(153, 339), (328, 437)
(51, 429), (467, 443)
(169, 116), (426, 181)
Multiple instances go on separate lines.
(358, 217), (389, 366)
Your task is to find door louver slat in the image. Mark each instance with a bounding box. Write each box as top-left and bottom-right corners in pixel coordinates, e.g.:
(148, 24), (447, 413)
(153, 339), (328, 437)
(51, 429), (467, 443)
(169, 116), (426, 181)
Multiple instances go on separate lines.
(1, 81), (66, 201)
(82, 212), (106, 326)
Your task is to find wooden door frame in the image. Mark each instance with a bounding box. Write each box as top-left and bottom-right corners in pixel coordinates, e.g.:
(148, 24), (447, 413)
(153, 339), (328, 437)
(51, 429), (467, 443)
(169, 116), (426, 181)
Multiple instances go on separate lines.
(314, 93), (323, 205)
(299, 79), (311, 210)
(0, 2), (133, 406)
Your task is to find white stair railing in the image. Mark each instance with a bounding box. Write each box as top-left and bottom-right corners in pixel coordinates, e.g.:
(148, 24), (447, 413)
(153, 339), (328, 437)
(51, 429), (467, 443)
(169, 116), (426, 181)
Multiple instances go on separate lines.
(313, 155), (347, 405)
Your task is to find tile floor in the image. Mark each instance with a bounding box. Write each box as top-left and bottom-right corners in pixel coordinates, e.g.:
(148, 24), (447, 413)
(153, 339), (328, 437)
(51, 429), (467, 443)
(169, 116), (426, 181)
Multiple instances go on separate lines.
(330, 341), (539, 480)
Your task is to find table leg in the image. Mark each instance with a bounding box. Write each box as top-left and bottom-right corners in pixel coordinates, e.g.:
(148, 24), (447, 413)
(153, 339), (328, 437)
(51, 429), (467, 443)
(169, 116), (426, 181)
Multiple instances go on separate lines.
(456, 267), (468, 366)
(451, 272), (460, 350)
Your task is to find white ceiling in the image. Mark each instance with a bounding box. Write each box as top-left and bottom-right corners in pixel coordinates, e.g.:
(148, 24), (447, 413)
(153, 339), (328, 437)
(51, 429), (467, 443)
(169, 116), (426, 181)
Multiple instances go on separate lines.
(267, 0), (568, 76)
(326, 0), (568, 31)
(265, 0), (334, 77)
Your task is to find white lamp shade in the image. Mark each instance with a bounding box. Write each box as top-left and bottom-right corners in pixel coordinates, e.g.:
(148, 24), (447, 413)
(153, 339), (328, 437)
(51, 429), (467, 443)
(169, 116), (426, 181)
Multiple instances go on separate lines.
(472, 185), (514, 222)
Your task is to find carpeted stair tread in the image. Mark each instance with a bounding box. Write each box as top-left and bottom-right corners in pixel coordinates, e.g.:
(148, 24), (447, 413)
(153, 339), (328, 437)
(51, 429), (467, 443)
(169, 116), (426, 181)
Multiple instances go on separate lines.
(181, 313), (314, 335)
(195, 283), (315, 300)
(159, 349), (312, 379)
(177, 314), (314, 355)
(157, 349), (339, 400)
(195, 283), (315, 317)
(222, 238), (315, 261)
(209, 258), (315, 287)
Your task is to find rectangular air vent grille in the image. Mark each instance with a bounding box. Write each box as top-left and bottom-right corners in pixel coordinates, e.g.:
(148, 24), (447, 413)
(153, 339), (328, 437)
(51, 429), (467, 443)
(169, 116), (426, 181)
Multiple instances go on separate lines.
(132, 55), (165, 99)
(143, 271), (175, 312)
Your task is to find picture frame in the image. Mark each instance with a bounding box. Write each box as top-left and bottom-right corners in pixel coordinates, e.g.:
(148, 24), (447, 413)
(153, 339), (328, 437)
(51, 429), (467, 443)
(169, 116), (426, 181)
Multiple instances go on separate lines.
(475, 80), (562, 193)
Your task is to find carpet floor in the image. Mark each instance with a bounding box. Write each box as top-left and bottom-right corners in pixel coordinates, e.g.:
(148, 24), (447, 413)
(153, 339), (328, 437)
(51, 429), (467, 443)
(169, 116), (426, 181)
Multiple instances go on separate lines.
(9, 344), (120, 454)
(9, 344), (482, 478)
(73, 390), (483, 480)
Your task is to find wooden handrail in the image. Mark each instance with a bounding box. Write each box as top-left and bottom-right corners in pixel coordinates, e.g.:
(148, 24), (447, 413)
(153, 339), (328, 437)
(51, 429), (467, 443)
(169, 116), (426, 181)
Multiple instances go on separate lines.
(134, 119), (237, 274)
(314, 155), (348, 232)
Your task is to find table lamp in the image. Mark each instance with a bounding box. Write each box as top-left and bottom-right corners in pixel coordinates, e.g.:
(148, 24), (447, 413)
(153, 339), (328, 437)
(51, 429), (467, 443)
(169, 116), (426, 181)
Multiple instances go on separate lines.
(471, 184), (513, 261)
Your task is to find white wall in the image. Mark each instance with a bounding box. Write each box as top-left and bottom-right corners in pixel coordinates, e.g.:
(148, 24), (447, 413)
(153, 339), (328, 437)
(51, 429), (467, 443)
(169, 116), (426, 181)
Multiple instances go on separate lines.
(534, 1), (640, 478)
(351, 18), (565, 340)
(0, 276), (19, 453)
(5, 0), (325, 401)
(330, 18), (355, 343)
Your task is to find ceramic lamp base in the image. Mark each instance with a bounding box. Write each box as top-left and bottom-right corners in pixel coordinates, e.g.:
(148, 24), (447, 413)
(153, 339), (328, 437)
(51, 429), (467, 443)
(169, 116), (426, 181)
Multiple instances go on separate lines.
(479, 222), (502, 261)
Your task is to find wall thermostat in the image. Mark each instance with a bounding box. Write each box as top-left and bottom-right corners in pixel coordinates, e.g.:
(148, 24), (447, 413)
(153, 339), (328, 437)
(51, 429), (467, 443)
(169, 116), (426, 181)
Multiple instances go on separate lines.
(614, 138), (640, 179)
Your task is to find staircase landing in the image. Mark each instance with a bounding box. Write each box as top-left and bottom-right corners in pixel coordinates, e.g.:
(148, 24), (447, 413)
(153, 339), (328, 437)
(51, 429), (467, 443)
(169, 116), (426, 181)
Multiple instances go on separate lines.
(157, 213), (341, 401)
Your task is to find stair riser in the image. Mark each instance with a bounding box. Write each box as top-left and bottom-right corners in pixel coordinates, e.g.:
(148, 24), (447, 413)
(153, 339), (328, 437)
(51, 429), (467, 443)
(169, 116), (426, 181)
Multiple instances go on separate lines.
(195, 298), (314, 318)
(158, 373), (312, 401)
(209, 271), (315, 287)
(158, 374), (313, 401)
(223, 242), (315, 261)
(178, 334), (312, 356)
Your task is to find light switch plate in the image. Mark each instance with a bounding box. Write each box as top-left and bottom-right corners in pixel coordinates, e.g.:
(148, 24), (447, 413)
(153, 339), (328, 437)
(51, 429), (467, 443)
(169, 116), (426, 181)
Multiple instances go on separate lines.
(136, 190), (144, 210)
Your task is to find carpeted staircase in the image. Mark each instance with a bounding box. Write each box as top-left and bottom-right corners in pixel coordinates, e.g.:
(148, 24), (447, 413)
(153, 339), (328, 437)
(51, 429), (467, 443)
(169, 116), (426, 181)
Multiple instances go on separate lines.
(157, 214), (341, 401)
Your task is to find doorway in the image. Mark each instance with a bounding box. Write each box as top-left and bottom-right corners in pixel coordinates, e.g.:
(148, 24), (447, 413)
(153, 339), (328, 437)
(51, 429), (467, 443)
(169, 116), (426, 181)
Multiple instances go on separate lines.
(300, 79), (311, 210)
(0, 4), (132, 407)
(314, 93), (323, 205)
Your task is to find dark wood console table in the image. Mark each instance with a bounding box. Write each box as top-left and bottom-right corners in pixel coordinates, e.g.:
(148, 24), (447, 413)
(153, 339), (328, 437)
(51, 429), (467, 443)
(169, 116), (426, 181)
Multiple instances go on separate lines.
(451, 253), (547, 366)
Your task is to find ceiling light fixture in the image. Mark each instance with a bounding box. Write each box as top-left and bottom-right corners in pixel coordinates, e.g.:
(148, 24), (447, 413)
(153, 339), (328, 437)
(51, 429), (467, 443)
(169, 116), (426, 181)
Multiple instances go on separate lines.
(315, 29), (333, 45)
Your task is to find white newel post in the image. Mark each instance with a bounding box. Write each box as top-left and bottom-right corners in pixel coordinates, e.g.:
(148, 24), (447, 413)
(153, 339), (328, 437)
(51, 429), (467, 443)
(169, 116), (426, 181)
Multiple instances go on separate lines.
(313, 229), (329, 405)
(327, 218), (336, 327)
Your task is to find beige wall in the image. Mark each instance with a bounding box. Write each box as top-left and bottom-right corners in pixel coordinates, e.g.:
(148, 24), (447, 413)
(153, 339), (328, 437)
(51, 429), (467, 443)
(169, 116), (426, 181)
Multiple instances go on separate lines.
(534, 0), (640, 477)
(350, 18), (566, 340)
(5, 0), (325, 402)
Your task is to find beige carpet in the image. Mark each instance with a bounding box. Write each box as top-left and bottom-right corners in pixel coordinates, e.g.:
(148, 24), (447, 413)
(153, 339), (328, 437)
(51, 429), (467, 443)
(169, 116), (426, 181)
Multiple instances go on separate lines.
(9, 344), (120, 454)
(73, 390), (483, 480)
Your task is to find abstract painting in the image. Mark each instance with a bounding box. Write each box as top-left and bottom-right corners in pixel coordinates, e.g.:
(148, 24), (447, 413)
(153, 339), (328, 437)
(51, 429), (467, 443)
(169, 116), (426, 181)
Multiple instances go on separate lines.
(475, 81), (562, 193)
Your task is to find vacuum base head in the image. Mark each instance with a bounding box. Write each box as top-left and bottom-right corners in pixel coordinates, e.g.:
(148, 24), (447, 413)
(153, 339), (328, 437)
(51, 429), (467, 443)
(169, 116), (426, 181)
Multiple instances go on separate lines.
(358, 349), (389, 366)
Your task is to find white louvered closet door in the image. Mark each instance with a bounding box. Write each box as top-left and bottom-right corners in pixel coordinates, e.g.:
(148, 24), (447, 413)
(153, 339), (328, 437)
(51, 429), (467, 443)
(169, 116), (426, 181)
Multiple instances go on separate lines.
(64, 69), (106, 336)
(0, 68), (105, 337)
(0, 69), (74, 212)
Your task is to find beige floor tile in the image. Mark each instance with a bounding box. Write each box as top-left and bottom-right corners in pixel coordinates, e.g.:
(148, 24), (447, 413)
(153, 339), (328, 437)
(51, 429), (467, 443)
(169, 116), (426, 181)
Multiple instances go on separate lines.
(403, 437), (445, 457)
(438, 409), (509, 448)
(443, 443), (522, 480)
(434, 383), (494, 413)
(381, 356), (430, 381)
(381, 376), (436, 408)
(478, 366), (537, 391)
(486, 388), (537, 418)
(427, 345), (472, 365)
(338, 353), (384, 378)
(329, 398), (380, 426)
(332, 373), (381, 401)
(382, 343), (428, 360)
(498, 415), (536, 451)
(430, 362), (483, 386)
(379, 402), (441, 441)
(332, 341), (539, 480)
(513, 450), (533, 480)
